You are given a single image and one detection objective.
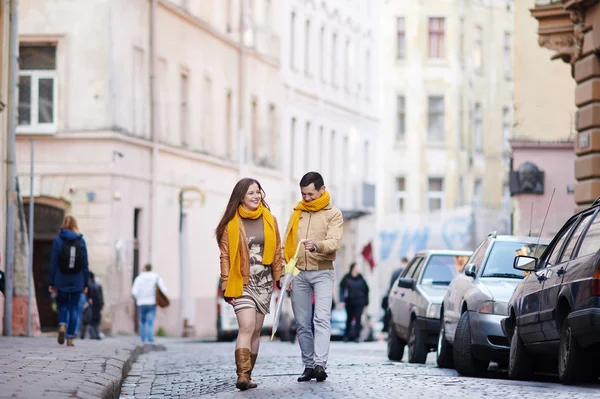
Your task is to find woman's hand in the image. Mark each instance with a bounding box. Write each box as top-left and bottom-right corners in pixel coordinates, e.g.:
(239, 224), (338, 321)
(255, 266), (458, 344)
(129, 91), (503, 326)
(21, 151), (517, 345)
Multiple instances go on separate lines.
(224, 296), (236, 306)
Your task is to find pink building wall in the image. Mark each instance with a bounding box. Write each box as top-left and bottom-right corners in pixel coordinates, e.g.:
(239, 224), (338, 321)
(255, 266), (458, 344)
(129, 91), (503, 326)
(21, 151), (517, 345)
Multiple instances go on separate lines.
(511, 140), (576, 239)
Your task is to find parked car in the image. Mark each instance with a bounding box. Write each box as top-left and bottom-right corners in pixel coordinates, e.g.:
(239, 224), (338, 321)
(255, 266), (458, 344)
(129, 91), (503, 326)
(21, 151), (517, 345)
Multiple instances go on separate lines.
(216, 280), (294, 342)
(387, 250), (472, 363)
(437, 232), (550, 376)
(502, 197), (600, 384)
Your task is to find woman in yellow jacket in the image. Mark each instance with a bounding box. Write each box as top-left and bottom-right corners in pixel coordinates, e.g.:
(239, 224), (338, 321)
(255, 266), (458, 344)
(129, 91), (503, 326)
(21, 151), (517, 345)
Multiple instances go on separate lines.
(215, 178), (283, 390)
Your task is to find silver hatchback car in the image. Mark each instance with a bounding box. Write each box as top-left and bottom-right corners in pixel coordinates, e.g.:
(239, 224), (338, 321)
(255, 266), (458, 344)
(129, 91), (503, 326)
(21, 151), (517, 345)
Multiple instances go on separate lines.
(437, 233), (550, 376)
(387, 250), (472, 364)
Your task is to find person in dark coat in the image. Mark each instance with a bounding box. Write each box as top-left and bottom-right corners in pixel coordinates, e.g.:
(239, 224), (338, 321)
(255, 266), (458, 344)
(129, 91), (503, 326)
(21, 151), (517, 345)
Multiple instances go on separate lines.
(82, 272), (103, 339)
(339, 263), (369, 342)
(49, 216), (89, 347)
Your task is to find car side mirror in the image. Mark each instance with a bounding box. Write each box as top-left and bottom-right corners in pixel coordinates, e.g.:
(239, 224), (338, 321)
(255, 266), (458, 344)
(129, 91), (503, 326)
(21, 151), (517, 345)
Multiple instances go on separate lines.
(397, 278), (416, 290)
(464, 264), (477, 278)
(514, 255), (538, 272)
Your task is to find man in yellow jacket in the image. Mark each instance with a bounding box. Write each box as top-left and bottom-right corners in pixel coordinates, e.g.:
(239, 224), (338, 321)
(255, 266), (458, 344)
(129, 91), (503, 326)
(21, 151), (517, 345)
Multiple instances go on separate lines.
(284, 172), (344, 382)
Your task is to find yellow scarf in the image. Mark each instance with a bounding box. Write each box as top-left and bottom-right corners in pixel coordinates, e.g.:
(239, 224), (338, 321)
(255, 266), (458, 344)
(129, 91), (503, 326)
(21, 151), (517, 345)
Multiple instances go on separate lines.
(224, 203), (276, 297)
(284, 191), (331, 262)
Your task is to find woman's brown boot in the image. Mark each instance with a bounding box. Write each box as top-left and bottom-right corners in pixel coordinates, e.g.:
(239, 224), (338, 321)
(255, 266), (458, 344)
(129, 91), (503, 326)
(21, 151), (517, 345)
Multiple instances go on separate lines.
(248, 353), (258, 389)
(235, 348), (251, 390)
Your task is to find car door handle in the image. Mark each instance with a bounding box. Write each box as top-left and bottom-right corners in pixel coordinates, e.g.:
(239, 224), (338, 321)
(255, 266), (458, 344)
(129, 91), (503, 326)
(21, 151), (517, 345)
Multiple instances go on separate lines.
(400, 293), (405, 297)
(556, 268), (566, 277)
(537, 274), (547, 283)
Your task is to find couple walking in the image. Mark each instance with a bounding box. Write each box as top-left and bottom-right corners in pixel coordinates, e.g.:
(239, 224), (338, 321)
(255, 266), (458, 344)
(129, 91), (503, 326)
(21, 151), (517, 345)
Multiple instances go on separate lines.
(216, 172), (343, 390)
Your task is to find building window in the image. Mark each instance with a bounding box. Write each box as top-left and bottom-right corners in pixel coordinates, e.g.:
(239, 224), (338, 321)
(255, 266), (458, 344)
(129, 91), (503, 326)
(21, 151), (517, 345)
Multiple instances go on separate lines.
(180, 72), (189, 147)
(226, 0), (233, 33)
(331, 33), (338, 87)
(428, 18), (445, 59)
(397, 17), (406, 60)
(320, 26), (326, 82)
(395, 177), (407, 213)
(459, 17), (465, 67)
(427, 177), (444, 211)
(504, 32), (511, 77)
(290, 118), (296, 177)
(18, 45), (58, 134)
(251, 97), (260, 164)
(502, 106), (511, 152)
(458, 177), (464, 206)
(317, 125), (324, 172)
(474, 103), (482, 152)
(363, 140), (370, 181)
(365, 50), (371, 101)
(304, 19), (310, 76)
(396, 95), (406, 141)
(474, 179), (483, 206)
(344, 39), (350, 91)
(290, 12), (296, 70)
(474, 26), (483, 74)
(268, 103), (277, 168)
(304, 121), (311, 172)
(202, 76), (213, 151)
(427, 96), (444, 141)
(225, 90), (233, 159)
(330, 130), (336, 191)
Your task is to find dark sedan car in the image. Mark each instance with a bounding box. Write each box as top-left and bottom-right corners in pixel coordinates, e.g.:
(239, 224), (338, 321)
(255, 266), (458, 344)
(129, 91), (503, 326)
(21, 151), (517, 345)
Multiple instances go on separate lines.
(502, 197), (600, 384)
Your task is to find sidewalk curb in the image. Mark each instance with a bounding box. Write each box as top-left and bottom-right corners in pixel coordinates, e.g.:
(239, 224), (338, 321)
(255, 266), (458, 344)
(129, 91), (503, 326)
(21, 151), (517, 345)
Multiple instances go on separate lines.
(75, 342), (166, 399)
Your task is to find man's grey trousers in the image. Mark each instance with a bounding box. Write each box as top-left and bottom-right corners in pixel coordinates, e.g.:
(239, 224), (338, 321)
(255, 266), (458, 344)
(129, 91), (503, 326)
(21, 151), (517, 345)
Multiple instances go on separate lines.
(291, 269), (334, 369)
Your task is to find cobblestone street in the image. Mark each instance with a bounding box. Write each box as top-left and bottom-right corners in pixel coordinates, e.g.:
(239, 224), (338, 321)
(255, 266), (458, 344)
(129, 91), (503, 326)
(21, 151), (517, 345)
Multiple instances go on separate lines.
(119, 339), (600, 399)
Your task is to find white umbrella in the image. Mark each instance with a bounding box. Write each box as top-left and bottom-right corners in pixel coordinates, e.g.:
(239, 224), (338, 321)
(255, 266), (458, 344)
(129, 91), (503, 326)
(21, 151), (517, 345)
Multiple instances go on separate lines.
(270, 241), (303, 341)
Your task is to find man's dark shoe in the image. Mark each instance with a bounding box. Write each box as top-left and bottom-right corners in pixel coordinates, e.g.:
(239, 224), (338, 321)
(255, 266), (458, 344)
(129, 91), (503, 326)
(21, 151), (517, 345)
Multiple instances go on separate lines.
(314, 365), (328, 382)
(297, 367), (314, 382)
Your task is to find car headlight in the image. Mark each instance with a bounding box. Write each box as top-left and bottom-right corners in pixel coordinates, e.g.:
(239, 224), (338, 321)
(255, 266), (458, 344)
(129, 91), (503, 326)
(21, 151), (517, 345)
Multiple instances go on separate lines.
(478, 300), (508, 316)
(427, 303), (441, 319)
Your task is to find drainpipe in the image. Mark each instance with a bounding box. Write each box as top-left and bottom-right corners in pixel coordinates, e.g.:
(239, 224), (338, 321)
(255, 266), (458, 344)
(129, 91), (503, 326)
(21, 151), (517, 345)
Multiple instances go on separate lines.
(3, 0), (19, 337)
(148, 0), (158, 265)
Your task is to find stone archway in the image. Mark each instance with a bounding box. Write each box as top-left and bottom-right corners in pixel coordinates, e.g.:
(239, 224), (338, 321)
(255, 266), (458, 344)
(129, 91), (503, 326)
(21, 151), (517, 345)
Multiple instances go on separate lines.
(23, 197), (69, 331)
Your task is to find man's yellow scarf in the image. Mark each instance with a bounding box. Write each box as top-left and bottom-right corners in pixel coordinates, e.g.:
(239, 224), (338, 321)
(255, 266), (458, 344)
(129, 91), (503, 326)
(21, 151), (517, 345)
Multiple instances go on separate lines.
(284, 191), (331, 262)
(224, 203), (276, 297)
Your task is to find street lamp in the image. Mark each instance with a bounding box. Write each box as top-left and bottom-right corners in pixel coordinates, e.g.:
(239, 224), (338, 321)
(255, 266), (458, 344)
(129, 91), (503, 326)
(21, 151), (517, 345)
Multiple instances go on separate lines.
(177, 186), (205, 337)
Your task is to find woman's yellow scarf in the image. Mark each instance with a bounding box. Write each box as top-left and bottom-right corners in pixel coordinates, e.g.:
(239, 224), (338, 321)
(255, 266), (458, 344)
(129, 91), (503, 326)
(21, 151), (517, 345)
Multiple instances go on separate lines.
(224, 203), (276, 297)
(284, 191), (331, 262)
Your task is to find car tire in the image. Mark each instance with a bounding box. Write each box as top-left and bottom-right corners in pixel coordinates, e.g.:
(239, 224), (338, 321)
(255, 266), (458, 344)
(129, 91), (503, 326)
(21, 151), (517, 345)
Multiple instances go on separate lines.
(453, 311), (489, 376)
(508, 325), (534, 381)
(387, 320), (405, 361)
(558, 320), (588, 384)
(436, 321), (454, 369)
(408, 320), (427, 364)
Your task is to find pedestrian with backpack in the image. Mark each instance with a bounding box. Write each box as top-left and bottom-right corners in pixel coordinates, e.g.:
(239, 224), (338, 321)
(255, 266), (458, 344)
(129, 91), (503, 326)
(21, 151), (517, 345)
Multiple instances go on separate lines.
(49, 216), (90, 347)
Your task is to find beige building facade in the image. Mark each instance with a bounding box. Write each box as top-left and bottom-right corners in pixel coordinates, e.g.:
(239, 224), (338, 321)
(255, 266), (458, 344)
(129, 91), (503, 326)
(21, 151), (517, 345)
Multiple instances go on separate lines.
(14, 0), (286, 339)
(379, 0), (515, 217)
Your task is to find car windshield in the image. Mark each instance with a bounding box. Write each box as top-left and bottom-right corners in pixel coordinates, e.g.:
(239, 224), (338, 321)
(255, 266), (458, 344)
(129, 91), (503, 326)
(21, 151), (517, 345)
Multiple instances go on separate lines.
(420, 255), (467, 285)
(481, 241), (549, 278)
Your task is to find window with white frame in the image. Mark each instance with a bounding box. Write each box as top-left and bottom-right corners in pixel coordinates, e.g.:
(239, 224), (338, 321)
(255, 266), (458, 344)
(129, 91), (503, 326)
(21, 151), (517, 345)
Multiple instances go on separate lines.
(395, 177), (407, 213)
(474, 26), (483, 74)
(502, 106), (511, 152)
(202, 76), (213, 151)
(363, 140), (370, 181)
(320, 26), (326, 82)
(180, 72), (189, 147)
(474, 103), (483, 152)
(344, 39), (350, 91)
(331, 33), (338, 87)
(304, 19), (311, 76)
(427, 96), (444, 141)
(397, 95), (406, 141)
(225, 90), (233, 159)
(504, 32), (511, 77)
(18, 45), (58, 134)
(290, 12), (296, 70)
(428, 18), (445, 59)
(397, 17), (406, 60)
(427, 177), (444, 211)
(268, 103), (277, 168)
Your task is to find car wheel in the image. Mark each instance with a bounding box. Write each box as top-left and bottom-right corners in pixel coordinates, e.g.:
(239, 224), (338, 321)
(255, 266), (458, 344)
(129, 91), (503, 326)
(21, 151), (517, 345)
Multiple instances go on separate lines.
(508, 325), (534, 381)
(436, 321), (454, 369)
(453, 311), (489, 376)
(558, 320), (588, 384)
(387, 320), (405, 361)
(408, 320), (427, 364)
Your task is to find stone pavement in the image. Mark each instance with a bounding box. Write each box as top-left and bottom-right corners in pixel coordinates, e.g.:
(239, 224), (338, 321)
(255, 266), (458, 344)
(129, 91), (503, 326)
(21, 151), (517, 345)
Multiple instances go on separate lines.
(119, 340), (600, 399)
(0, 336), (164, 399)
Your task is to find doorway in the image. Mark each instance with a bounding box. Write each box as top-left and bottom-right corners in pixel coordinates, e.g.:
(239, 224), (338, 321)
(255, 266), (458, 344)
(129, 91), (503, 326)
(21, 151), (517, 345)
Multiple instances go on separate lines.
(23, 201), (66, 331)
(132, 208), (141, 332)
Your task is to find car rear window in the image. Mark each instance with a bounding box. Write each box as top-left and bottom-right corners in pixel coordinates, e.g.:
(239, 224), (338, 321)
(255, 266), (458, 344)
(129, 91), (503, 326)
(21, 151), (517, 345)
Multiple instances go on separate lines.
(577, 213), (600, 258)
(481, 241), (548, 278)
(420, 255), (466, 285)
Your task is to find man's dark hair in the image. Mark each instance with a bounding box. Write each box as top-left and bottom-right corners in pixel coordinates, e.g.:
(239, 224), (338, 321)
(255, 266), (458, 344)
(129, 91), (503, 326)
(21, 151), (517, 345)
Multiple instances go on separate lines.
(299, 172), (325, 189)
(401, 257), (409, 263)
(89, 271), (95, 280)
(144, 263), (152, 272)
